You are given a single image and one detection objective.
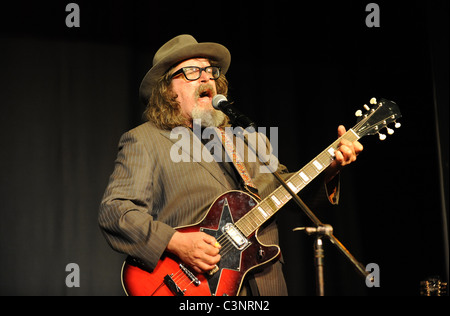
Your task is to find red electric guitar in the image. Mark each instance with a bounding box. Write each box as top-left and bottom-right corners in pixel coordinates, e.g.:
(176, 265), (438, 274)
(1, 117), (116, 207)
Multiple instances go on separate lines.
(121, 98), (402, 296)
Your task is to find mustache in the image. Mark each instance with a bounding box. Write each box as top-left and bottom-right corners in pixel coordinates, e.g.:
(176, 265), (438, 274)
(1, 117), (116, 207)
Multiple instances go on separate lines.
(195, 83), (216, 99)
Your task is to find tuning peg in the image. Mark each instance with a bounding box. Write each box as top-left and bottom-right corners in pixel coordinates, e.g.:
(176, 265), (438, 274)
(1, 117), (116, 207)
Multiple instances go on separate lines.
(387, 127), (394, 135)
(363, 104), (370, 111)
(395, 122), (401, 128)
(370, 97), (377, 105)
(355, 109), (363, 117)
(378, 133), (386, 141)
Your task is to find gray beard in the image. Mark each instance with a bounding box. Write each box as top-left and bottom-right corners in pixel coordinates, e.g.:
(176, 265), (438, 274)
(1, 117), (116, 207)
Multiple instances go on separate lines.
(191, 106), (226, 127)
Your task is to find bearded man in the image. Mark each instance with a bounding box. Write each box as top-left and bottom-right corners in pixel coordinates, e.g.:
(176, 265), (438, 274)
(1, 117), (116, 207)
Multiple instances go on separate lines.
(99, 34), (363, 296)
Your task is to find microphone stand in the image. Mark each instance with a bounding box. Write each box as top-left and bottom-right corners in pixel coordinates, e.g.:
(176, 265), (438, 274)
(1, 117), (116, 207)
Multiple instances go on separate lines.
(292, 225), (332, 296)
(235, 125), (370, 296)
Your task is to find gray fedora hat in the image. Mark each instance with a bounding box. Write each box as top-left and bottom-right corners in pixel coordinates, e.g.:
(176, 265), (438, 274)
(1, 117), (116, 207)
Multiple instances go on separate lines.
(139, 34), (231, 105)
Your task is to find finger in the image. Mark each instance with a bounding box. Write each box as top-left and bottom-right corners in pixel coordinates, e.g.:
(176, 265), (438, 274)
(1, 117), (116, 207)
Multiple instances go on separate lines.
(196, 254), (221, 271)
(354, 141), (364, 155)
(199, 263), (216, 273)
(340, 144), (355, 158)
(193, 262), (216, 274)
(337, 125), (347, 137)
(188, 249), (219, 272)
(335, 146), (354, 166)
(339, 133), (363, 157)
(204, 252), (221, 265)
(192, 266), (202, 274)
(204, 244), (220, 256)
(334, 149), (344, 164)
(198, 234), (221, 256)
(201, 233), (219, 247)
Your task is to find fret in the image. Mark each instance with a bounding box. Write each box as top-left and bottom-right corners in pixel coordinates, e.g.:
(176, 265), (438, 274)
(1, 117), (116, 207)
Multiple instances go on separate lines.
(235, 221), (247, 236)
(251, 211), (264, 226)
(343, 129), (359, 143)
(247, 214), (259, 230)
(289, 175), (304, 192)
(312, 159), (324, 171)
(242, 213), (255, 232)
(299, 171), (309, 182)
(237, 203), (270, 237)
(265, 198), (278, 212)
(270, 195), (281, 207)
(283, 191), (292, 202)
(257, 206), (269, 219)
(265, 201), (276, 215)
(287, 181), (297, 193)
(241, 216), (255, 236)
(246, 216), (258, 235)
(253, 201), (272, 221)
(327, 147), (336, 157)
(237, 216), (253, 236)
(252, 208), (266, 223)
(273, 190), (284, 204)
(276, 188), (291, 205)
(303, 164), (318, 180)
(318, 151), (333, 165)
(258, 201), (272, 216)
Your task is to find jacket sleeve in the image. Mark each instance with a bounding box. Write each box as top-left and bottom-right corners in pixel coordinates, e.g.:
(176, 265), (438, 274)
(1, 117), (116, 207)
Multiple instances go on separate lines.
(98, 130), (176, 270)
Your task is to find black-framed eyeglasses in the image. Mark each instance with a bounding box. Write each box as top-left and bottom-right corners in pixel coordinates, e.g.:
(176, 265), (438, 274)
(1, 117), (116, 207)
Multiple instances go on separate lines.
(170, 66), (221, 81)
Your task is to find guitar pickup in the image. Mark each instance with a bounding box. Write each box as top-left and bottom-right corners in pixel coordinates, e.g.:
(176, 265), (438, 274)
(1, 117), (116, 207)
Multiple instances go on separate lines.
(222, 223), (249, 250)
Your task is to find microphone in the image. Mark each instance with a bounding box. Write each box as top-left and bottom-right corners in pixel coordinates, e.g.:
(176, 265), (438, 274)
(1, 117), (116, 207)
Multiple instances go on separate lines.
(212, 94), (257, 129)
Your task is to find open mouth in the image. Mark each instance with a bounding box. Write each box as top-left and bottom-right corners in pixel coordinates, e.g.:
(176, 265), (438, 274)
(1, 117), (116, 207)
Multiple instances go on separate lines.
(199, 90), (212, 98)
(196, 84), (215, 100)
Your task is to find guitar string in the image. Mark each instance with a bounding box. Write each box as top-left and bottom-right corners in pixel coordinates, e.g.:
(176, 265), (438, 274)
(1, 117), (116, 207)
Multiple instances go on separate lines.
(172, 273), (195, 290)
(170, 268), (198, 293)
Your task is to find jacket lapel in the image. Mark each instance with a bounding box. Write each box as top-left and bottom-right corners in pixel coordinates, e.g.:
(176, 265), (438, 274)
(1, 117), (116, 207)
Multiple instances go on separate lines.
(158, 128), (230, 189)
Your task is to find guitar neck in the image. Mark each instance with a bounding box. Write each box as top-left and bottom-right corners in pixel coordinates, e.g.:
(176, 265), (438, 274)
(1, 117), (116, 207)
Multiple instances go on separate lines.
(235, 129), (360, 237)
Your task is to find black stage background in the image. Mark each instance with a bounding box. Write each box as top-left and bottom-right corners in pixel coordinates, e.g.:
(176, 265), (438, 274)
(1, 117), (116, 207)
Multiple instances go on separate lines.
(0, 0), (448, 296)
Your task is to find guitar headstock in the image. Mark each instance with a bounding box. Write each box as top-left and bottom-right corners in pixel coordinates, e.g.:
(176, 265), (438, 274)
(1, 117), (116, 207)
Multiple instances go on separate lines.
(353, 97), (402, 140)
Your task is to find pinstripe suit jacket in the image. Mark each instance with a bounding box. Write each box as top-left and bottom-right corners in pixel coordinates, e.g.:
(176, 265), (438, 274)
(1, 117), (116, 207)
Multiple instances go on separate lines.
(99, 121), (336, 296)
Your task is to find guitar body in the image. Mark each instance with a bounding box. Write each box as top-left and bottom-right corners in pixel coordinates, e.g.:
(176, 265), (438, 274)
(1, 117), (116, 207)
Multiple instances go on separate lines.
(121, 191), (280, 296)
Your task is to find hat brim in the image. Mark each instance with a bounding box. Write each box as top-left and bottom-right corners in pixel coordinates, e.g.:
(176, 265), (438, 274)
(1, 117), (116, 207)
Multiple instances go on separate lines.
(139, 42), (231, 105)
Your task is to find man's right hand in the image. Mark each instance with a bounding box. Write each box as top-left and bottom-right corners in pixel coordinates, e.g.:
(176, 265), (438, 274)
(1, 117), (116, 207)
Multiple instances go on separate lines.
(166, 231), (221, 273)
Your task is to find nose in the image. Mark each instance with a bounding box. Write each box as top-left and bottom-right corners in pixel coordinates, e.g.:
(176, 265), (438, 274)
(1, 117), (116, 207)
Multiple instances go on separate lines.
(199, 69), (211, 82)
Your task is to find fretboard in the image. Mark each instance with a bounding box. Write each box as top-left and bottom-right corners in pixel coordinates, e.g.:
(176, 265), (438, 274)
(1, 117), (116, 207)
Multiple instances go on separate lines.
(235, 129), (360, 237)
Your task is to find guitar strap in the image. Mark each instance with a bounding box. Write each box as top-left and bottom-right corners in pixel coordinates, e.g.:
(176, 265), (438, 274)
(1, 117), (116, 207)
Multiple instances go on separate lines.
(217, 127), (260, 198)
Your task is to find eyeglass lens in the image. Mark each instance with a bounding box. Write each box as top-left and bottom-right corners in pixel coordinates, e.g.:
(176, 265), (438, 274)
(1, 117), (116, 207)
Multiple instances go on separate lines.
(183, 66), (220, 80)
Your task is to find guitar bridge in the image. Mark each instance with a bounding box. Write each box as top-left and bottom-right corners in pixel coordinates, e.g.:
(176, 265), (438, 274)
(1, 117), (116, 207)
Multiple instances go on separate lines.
(162, 264), (201, 296)
(222, 223), (249, 250)
(163, 274), (185, 296)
